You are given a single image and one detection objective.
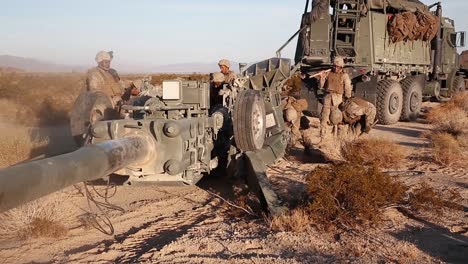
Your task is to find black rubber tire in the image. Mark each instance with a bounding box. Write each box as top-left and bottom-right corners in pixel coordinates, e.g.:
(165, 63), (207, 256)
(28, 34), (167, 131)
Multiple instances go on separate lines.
(451, 75), (466, 94)
(376, 79), (403, 125)
(70, 91), (117, 146)
(233, 90), (266, 151)
(400, 77), (423, 121)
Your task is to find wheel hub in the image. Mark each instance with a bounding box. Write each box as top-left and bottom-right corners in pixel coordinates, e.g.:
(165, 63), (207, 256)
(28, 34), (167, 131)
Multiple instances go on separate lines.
(409, 92), (419, 112)
(389, 93), (400, 114)
(252, 103), (265, 144)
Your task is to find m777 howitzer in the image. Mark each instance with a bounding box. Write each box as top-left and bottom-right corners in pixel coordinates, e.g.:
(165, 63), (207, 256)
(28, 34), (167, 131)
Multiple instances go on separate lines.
(0, 58), (293, 216)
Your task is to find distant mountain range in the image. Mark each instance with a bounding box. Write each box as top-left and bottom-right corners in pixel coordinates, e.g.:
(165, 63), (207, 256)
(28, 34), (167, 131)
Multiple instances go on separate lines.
(0, 55), (239, 73)
(0, 55), (86, 73)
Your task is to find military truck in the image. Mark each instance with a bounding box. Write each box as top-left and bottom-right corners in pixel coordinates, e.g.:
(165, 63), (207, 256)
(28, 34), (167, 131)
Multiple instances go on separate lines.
(289, 0), (466, 124)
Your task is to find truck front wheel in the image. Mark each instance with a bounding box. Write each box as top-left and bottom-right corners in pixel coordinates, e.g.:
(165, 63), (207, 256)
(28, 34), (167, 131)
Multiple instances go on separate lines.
(376, 80), (403, 125)
(400, 77), (423, 121)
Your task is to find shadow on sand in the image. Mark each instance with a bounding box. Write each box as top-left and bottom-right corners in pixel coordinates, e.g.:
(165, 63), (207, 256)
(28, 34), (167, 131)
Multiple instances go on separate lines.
(392, 208), (468, 263)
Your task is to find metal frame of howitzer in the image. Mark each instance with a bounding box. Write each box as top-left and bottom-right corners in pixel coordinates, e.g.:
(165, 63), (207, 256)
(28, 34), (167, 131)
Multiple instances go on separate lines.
(0, 58), (294, 216)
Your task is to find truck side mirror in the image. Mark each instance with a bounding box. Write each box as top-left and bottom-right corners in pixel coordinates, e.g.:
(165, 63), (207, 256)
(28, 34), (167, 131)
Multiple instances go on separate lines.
(452, 31), (466, 47)
(239, 63), (247, 74)
(459, 32), (466, 47)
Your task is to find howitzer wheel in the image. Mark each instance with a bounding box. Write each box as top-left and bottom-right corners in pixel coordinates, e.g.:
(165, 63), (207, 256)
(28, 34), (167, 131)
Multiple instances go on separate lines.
(70, 91), (118, 146)
(400, 76), (423, 121)
(233, 89), (266, 151)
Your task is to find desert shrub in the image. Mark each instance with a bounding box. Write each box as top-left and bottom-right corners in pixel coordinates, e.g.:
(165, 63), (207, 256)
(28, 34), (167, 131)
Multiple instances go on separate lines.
(0, 127), (49, 168)
(341, 138), (407, 169)
(0, 72), (209, 126)
(267, 208), (311, 232)
(408, 182), (445, 213)
(456, 133), (468, 148)
(306, 164), (407, 228)
(450, 91), (468, 112)
(426, 103), (468, 135)
(429, 132), (462, 165)
(0, 72), (84, 126)
(267, 165), (463, 232)
(0, 198), (67, 240)
(408, 182), (463, 212)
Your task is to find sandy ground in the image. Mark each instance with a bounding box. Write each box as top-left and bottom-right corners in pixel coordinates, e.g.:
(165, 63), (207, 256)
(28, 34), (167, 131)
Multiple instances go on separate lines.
(0, 118), (467, 263)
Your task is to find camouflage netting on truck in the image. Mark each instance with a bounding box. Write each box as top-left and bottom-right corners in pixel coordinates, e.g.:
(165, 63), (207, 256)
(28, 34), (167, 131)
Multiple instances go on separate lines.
(366, 0), (427, 12)
(387, 10), (438, 43)
(310, 0), (427, 23)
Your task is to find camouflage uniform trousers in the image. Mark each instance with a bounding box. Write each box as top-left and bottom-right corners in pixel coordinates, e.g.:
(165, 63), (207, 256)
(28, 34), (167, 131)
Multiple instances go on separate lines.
(321, 92), (344, 126)
(282, 97), (308, 144)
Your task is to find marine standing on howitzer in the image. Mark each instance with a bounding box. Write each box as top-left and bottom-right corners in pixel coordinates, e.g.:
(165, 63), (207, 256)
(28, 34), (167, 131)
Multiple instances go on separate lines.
(210, 72), (226, 107)
(218, 59), (236, 84)
(86, 51), (141, 108)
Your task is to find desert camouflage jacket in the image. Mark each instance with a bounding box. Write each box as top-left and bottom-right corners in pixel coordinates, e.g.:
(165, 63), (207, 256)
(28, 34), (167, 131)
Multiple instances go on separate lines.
(223, 71), (236, 84)
(86, 67), (124, 100)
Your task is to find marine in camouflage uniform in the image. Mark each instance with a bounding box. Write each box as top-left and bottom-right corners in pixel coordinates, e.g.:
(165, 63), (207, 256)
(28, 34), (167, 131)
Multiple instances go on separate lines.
(282, 96), (309, 144)
(210, 72), (225, 107)
(218, 59), (236, 84)
(316, 56), (352, 127)
(86, 51), (126, 107)
(340, 96), (377, 133)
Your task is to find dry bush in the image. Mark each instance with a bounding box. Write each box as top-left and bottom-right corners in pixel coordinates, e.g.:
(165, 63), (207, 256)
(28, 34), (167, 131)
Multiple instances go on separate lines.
(267, 208), (311, 232)
(426, 103), (468, 135)
(0, 72), (209, 127)
(0, 72), (84, 126)
(456, 132), (468, 148)
(450, 91), (468, 112)
(429, 132), (462, 165)
(268, 165), (463, 232)
(408, 182), (463, 213)
(0, 198), (67, 240)
(306, 164), (407, 228)
(341, 138), (407, 169)
(0, 127), (49, 168)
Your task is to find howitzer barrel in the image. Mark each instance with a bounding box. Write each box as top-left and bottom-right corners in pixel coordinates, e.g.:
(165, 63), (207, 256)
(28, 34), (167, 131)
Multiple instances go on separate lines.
(0, 135), (155, 213)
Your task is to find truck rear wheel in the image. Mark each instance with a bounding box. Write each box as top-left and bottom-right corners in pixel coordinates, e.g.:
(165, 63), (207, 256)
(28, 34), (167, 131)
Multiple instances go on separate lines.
(451, 75), (466, 94)
(233, 89), (266, 151)
(400, 77), (423, 121)
(376, 79), (403, 125)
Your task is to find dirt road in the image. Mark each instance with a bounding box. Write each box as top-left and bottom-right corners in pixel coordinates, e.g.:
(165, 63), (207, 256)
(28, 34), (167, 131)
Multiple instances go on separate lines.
(0, 119), (467, 263)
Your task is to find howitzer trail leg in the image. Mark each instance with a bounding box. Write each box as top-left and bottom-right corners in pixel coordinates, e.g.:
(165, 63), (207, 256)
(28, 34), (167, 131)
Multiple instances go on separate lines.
(244, 151), (287, 216)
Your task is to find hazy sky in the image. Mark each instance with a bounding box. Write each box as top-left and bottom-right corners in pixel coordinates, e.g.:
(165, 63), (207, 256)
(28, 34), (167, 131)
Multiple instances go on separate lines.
(1, 0), (466, 67)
